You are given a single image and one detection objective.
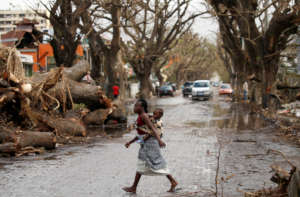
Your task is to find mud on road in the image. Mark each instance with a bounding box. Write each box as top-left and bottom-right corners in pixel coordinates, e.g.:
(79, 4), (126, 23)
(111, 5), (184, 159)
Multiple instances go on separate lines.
(0, 94), (299, 197)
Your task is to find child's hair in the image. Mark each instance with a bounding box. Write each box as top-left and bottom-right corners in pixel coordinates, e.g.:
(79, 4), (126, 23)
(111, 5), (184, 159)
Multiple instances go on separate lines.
(138, 99), (148, 113)
(154, 108), (164, 116)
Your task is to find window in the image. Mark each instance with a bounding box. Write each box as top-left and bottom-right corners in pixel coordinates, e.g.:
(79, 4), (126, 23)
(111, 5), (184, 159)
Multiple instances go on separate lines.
(19, 14), (25, 17)
(194, 82), (209, 88)
(0, 14), (4, 18)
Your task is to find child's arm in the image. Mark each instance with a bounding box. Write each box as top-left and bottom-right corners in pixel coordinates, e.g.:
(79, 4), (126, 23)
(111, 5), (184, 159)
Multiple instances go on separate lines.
(125, 136), (138, 148)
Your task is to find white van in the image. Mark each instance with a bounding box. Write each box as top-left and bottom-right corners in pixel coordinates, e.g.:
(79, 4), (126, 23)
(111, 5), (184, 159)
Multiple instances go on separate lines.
(192, 80), (213, 100)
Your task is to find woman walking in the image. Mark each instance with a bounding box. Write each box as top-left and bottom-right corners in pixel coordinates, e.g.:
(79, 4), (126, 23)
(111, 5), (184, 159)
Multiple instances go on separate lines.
(123, 99), (178, 194)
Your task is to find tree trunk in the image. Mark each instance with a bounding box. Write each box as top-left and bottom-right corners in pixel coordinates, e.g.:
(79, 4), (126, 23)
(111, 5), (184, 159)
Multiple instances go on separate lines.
(41, 115), (87, 137)
(90, 47), (104, 84)
(16, 131), (56, 150)
(83, 108), (111, 125)
(0, 143), (18, 154)
(104, 51), (119, 99)
(155, 69), (164, 85)
(137, 73), (152, 99)
(66, 79), (102, 109)
(63, 60), (90, 81)
(50, 32), (79, 68)
(0, 126), (16, 143)
(31, 66), (109, 110)
(31, 60), (90, 84)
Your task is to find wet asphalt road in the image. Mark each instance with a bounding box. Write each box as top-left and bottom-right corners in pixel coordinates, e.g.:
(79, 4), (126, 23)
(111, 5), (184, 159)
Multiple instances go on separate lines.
(0, 93), (300, 197)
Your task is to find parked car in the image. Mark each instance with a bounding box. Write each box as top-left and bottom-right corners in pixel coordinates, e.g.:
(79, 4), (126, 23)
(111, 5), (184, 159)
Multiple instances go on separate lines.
(182, 81), (194, 97)
(166, 82), (177, 91)
(159, 85), (174, 97)
(219, 83), (233, 95)
(192, 80), (213, 100)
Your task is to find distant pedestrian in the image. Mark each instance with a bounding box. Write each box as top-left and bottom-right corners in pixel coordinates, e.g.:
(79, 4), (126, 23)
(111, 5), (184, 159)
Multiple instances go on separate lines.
(243, 81), (248, 101)
(112, 84), (119, 99)
(123, 99), (178, 194)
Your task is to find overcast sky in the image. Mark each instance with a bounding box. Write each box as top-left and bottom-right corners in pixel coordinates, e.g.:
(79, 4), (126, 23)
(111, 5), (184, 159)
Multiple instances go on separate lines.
(2, 0), (218, 40)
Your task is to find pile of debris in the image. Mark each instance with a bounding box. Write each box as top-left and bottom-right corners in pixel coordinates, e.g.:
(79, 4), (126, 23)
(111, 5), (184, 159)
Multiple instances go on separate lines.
(273, 102), (300, 144)
(0, 46), (126, 157)
(243, 150), (299, 197)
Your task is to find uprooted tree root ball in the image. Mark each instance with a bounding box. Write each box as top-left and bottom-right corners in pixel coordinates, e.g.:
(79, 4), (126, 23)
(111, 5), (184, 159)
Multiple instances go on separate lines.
(0, 45), (127, 157)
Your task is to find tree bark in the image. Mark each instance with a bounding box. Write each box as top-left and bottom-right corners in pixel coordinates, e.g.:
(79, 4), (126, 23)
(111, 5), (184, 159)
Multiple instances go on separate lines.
(0, 126), (16, 143)
(137, 73), (152, 99)
(83, 108), (111, 125)
(155, 69), (164, 86)
(0, 143), (18, 154)
(44, 117), (87, 137)
(16, 131), (56, 150)
(104, 53), (119, 98)
(63, 60), (90, 81)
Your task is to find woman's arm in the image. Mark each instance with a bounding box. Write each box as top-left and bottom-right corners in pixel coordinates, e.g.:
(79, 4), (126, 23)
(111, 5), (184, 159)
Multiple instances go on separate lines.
(125, 136), (138, 148)
(140, 113), (166, 147)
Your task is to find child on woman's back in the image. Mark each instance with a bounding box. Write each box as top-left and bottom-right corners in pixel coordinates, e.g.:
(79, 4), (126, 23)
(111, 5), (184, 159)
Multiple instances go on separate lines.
(125, 108), (164, 148)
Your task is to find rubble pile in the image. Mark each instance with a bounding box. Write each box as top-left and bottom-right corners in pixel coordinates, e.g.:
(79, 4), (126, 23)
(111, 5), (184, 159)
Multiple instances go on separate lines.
(0, 46), (126, 157)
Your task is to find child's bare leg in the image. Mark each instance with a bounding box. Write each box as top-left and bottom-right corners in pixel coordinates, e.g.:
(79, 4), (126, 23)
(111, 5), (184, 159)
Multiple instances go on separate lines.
(166, 174), (178, 192)
(122, 172), (142, 193)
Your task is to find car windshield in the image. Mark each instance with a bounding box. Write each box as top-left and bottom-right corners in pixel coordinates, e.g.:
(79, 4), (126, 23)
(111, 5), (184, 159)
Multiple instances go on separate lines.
(221, 84), (230, 89)
(161, 86), (172, 90)
(194, 82), (209, 87)
(184, 82), (193, 87)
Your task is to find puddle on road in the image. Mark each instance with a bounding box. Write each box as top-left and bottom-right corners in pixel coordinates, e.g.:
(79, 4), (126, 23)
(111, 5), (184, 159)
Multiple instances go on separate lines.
(183, 101), (300, 196)
(186, 103), (271, 131)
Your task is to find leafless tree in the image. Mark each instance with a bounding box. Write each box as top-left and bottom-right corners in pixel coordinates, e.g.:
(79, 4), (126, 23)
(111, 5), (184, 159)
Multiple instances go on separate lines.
(206, 0), (300, 106)
(35, 0), (90, 67)
(162, 31), (228, 86)
(121, 0), (204, 98)
(73, 0), (124, 98)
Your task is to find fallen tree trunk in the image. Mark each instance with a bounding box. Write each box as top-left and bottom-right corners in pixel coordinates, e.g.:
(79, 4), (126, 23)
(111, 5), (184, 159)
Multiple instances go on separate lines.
(46, 117), (87, 137)
(0, 142), (18, 154)
(29, 110), (87, 137)
(29, 63), (109, 111)
(0, 126), (16, 143)
(54, 118), (87, 137)
(48, 78), (110, 110)
(83, 108), (112, 125)
(67, 79), (102, 109)
(16, 131), (56, 150)
(63, 60), (90, 81)
(30, 60), (90, 84)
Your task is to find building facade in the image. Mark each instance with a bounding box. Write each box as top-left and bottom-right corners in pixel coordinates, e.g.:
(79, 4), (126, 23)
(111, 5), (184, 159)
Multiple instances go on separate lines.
(0, 18), (83, 75)
(0, 10), (50, 35)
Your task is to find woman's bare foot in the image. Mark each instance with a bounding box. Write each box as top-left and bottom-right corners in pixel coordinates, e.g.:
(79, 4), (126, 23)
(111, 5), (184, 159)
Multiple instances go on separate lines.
(122, 186), (136, 193)
(167, 181), (178, 192)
